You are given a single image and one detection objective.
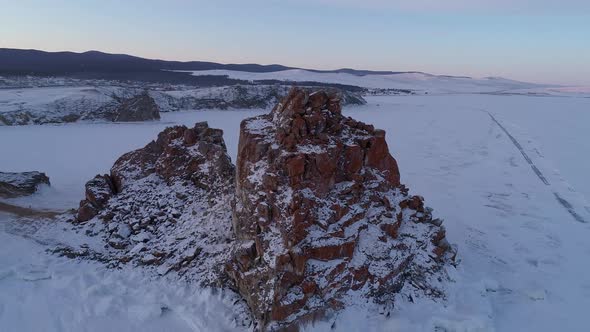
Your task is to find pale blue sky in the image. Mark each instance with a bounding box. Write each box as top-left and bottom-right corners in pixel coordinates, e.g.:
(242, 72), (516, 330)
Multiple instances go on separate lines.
(1, 0), (589, 85)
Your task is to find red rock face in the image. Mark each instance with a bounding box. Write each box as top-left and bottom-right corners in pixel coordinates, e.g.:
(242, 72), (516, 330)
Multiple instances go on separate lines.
(109, 122), (233, 192)
(76, 174), (115, 222)
(228, 88), (452, 330)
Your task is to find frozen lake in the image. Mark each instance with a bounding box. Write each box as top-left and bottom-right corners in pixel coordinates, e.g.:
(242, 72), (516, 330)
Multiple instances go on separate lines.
(1, 94), (588, 209)
(1, 93), (590, 331)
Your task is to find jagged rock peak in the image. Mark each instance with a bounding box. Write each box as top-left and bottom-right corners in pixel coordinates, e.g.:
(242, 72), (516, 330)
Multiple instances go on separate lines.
(229, 87), (453, 331)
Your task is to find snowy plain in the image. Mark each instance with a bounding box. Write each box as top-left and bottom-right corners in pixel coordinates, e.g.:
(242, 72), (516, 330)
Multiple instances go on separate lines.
(1, 91), (590, 331)
(186, 69), (590, 98)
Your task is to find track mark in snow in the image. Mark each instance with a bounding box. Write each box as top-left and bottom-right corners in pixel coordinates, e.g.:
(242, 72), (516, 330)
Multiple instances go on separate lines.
(487, 112), (588, 223)
(553, 192), (587, 223)
(0, 201), (62, 218)
(487, 112), (549, 186)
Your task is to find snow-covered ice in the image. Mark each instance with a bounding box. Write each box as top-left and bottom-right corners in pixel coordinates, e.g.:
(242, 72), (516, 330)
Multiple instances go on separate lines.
(0, 109), (265, 210)
(1, 93), (590, 331)
(347, 95), (590, 331)
(0, 211), (243, 332)
(185, 69), (590, 98)
(184, 69), (553, 95)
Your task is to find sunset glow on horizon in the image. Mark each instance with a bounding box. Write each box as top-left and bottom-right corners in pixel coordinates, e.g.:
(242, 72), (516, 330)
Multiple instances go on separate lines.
(2, 0), (589, 85)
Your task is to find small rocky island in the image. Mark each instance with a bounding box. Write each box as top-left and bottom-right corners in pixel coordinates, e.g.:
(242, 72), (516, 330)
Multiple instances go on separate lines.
(0, 171), (50, 198)
(69, 87), (454, 331)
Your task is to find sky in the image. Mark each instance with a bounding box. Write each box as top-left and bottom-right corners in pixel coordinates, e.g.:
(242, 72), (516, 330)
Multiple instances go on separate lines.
(1, 0), (589, 85)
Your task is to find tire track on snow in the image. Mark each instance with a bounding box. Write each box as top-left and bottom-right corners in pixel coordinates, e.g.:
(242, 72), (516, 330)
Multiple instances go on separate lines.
(486, 112), (587, 223)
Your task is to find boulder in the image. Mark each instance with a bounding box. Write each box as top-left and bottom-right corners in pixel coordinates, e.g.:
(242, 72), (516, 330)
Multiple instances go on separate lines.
(228, 88), (453, 330)
(0, 171), (50, 198)
(76, 174), (115, 222)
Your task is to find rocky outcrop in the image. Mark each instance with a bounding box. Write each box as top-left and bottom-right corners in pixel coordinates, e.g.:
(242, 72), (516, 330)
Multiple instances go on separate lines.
(151, 85), (365, 112)
(227, 88), (453, 330)
(75, 122), (235, 285)
(0, 87), (160, 126)
(70, 87), (454, 330)
(0, 171), (50, 198)
(76, 174), (116, 222)
(84, 92), (161, 122)
(114, 92), (161, 121)
(0, 83), (363, 126)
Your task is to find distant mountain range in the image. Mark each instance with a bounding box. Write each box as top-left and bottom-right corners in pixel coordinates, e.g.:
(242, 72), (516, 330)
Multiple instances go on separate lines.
(4, 48), (552, 93)
(0, 48), (426, 78)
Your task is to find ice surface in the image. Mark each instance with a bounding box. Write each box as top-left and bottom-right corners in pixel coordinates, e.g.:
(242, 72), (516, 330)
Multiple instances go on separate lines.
(0, 109), (264, 210)
(1, 92), (590, 331)
(185, 69), (590, 98)
(0, 211), (244, 332)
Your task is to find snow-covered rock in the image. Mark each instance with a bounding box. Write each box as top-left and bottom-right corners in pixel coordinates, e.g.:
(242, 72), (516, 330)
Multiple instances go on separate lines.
(76, 174), (116, 222)
(84, 91), (161, 122)
(0, 78), (365, 126)
(150, 85), (365, 112)
(228, 88), (454, 330)
(0, 171), (50, 198)
(74, 122), (235, 286)
(0, 86), (160, 125)
(65, 88), (454, 330)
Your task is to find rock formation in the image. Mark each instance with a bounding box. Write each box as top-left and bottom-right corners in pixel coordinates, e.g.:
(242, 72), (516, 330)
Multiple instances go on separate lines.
(85, 91), (161, 122)
(70, 87), (453, 331)
(0, 171), (50, 198)
(0, 88), (160, 126)
(0, 83), (363, 126)
(227, 88), (452, 330)
(152, 85), (366, 112)
(112, 91), (161, 122)
(76, 174), (116, 222)
(75, 122), (235, 284)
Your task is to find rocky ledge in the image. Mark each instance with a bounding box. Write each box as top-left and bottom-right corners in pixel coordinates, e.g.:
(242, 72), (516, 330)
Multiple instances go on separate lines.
(0, 171), (50, 198)
(71, 87), (454, 331)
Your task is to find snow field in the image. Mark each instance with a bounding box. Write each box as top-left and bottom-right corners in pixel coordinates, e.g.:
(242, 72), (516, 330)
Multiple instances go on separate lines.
(1, 93), (589, 331)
